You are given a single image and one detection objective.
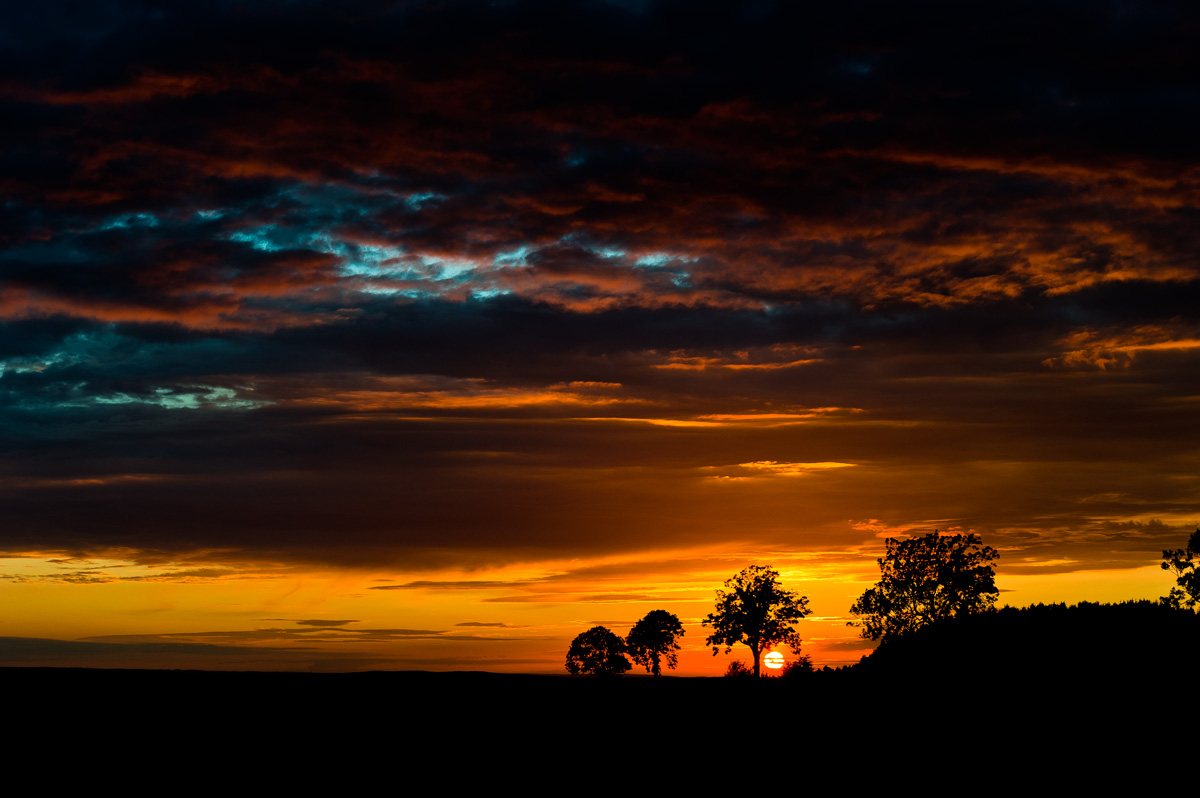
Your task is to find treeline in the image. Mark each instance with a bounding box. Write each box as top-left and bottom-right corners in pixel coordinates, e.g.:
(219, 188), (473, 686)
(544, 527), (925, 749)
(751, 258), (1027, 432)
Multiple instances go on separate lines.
(855, 599), (1200, 686)
(849, 528), (1200, 687)
(562, 528), (1199, 682)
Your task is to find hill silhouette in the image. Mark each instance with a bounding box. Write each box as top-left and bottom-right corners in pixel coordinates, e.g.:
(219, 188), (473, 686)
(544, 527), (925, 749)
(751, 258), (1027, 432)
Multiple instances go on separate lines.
(851, 600), (1199, 696)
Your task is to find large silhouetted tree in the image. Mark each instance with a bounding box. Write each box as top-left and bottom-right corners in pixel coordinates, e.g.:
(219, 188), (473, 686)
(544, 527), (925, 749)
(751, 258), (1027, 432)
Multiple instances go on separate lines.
(849, 531), (998, 645)
(703, 565), (811, 678)
(626, 610), (685, 676)
(565, 626), (632, 676)
(1162, 529), (1200, 609)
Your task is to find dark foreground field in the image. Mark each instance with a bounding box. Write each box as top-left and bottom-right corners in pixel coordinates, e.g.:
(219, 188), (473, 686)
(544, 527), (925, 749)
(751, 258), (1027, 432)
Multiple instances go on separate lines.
(1, 663), (1158, 731)
(4, 664), (1187, 780)
(7, 603), (1193, 769)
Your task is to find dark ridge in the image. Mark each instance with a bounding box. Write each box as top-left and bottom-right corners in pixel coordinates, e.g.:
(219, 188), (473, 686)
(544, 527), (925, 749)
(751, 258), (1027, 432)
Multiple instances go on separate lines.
(851, 600), (1200, 694)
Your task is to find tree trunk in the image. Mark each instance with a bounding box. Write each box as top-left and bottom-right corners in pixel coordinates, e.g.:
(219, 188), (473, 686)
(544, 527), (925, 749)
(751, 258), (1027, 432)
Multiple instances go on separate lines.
(752, 645), (761, 678)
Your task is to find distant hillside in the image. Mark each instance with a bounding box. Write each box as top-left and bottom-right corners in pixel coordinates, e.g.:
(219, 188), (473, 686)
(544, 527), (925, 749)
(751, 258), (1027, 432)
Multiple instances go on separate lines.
(852, 600), (1199, 694)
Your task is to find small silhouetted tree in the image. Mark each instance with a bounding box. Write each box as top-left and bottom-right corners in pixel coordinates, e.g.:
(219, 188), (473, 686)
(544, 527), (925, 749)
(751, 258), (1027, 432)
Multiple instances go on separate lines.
(724, 660), (753, 678)
(780, 655), (814, 678)
(626, 610), (685, 676)
(565, 626), (632, 676)
(703, 565), (811, 678)
(1162, 529), (1200, 609)
(849, 531), (999, 645)
(780, 639), (814, 678)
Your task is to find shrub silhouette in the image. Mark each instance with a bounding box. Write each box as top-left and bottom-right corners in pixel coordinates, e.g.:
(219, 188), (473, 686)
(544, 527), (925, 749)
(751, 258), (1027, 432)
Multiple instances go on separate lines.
(780, 653), (814, 678)
(724, 660), (754, 678)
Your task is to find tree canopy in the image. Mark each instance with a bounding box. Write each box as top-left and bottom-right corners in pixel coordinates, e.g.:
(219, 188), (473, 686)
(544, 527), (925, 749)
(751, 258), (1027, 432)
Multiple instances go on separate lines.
(703, 565), (811, 678)
(849, 531), (998, 645)
(626, 610), (685, 677)
(565, 626), (632, 676)
(1162, 529), (1200, 610)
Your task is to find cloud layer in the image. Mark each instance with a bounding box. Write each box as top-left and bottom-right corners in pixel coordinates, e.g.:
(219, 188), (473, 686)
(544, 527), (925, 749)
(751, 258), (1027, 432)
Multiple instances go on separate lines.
(1, 2), (1197, 662)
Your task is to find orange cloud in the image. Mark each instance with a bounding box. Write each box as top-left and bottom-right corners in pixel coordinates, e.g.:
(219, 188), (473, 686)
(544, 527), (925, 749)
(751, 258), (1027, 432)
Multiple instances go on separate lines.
(270, 376), (637, 413)
(1043, 325), (1200, 370)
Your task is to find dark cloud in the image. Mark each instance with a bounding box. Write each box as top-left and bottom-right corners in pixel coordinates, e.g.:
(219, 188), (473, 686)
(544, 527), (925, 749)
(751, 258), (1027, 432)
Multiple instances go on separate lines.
(0, 632), (522, 671)
(823, 638), (879, 653)
(0, 636), (259, 660)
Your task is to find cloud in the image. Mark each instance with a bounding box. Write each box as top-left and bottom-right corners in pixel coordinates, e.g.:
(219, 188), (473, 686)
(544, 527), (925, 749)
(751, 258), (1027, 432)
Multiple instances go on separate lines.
(481, 593), (673, 604)
(736, 461), (857, 476)
(79, 626), (516, 645)
(370, 580), (525, 591)
(0, 636), (261, 659)
(0, 0), (1196, 588)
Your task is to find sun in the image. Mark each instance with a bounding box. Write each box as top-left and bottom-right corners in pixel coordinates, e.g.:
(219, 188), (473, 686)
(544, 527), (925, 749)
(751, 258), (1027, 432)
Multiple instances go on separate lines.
(763, 651), (785, 670)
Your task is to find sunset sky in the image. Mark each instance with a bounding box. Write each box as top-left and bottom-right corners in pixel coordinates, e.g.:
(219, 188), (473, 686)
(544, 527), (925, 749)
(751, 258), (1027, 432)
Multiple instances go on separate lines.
(2, 0), (1197, 674)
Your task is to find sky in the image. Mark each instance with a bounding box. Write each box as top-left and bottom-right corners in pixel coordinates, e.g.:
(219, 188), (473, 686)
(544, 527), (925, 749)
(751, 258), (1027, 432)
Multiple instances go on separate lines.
(1, 0), (1197, 674)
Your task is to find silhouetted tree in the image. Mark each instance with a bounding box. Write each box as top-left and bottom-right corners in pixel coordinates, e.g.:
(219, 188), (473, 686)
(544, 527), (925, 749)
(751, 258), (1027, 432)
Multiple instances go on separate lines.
(849, 531), (998, 645)
(1162, 529), (1200, 609)
(565, 626), (632, 676)
(703, 565), (811, 678)
(626, 609), (685, 676)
